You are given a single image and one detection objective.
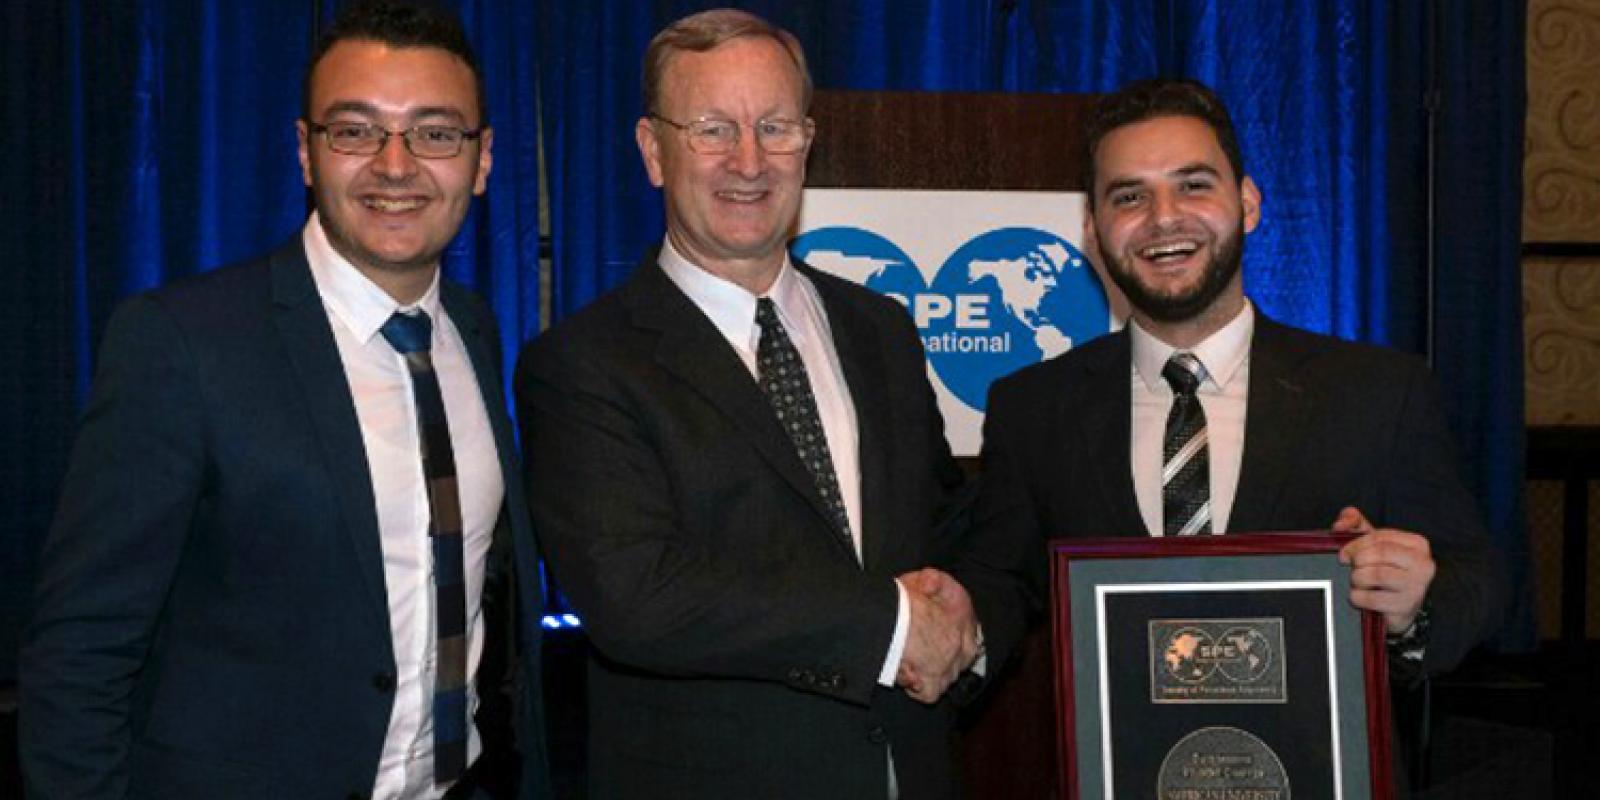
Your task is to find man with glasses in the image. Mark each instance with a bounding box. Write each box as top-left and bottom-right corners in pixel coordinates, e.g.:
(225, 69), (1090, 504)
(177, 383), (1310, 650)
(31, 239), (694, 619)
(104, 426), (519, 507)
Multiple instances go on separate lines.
(20, 2), (550, 798)
(515, 9), (1003, 800)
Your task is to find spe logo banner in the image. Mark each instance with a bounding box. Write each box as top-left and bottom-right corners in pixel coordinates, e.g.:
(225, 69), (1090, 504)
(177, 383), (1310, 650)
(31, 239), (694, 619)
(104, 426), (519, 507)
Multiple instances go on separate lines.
(794, 189), (1117, 455)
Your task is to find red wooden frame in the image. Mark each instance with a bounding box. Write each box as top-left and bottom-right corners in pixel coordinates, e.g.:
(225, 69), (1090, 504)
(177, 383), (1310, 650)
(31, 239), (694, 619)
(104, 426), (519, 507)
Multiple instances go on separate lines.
(1049, 532), (1394, 800)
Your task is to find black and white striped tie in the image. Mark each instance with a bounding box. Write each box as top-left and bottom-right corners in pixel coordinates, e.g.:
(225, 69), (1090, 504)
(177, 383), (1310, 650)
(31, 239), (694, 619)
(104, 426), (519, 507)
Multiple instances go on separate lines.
(1162, 352), (1211, 536)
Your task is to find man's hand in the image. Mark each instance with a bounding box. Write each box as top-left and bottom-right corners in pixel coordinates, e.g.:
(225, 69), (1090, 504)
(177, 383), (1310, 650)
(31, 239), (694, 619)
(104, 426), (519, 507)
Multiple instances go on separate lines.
(1333, 506), (1435, 634)
(895, 568), (979, 704)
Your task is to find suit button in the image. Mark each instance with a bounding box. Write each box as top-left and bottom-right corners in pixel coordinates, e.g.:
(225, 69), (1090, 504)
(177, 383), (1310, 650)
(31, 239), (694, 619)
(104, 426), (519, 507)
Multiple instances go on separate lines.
(787, 668), (804, 683)
(826, 674), (846, 690)
(868, 725), (888, 744)
(372, 672), (396, 693)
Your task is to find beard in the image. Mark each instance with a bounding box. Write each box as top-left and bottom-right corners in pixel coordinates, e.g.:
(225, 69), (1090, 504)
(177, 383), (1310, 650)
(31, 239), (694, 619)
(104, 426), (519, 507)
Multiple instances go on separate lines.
(1100, 221), (1244, 324)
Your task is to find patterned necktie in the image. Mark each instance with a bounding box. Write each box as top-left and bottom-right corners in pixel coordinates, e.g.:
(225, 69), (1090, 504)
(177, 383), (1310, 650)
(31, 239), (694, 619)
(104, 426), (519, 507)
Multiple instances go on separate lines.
(378, 310), (468, 786)
(1162, 352), (1211, 536)
(754, 297), (854, 551)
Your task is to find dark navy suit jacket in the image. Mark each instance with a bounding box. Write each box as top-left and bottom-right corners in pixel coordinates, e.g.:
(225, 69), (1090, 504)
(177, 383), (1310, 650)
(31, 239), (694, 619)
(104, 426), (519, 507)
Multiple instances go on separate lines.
(20, 237), (551, 800)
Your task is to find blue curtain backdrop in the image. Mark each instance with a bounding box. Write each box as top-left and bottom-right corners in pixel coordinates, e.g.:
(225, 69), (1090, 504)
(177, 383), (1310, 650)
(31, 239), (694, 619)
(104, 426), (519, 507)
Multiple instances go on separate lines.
(3, 0), (314, 684)
(2, 0), (1530, 680)
(1386, 0), (1531, 651)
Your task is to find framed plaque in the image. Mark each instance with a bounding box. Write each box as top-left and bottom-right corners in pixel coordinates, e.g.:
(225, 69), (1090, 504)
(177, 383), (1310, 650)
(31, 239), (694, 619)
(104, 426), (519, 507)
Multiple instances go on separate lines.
(1051, 533), (1393, 800)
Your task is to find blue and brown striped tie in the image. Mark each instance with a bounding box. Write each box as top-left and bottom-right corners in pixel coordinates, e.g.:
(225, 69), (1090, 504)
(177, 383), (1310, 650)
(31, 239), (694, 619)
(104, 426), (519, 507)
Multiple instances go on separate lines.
(379, 309), (468, 786)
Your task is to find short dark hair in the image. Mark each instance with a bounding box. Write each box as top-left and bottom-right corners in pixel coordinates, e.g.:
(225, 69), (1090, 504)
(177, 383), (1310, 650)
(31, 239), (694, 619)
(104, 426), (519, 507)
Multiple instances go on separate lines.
(301, 0), (486, 124)
(1083, 78), (1245, 207)
(641, 9), (812, 116)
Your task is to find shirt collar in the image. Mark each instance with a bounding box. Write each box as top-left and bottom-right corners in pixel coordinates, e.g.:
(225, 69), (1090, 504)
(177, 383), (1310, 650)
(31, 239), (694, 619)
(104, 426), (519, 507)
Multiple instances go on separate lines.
(1130, 299), (1255, 393)
(657, 237), (808, 352)
(302, 211), (443, 344)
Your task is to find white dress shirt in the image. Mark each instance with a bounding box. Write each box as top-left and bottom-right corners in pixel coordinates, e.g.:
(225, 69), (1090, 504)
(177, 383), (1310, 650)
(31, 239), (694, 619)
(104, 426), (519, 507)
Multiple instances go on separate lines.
(304, 214), (502, 799)
(1129, 301), (1254, 536)
(657, 241), (911, 686)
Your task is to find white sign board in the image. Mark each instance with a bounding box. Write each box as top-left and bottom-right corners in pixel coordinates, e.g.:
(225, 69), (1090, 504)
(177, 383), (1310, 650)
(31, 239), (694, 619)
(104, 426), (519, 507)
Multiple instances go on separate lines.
(795, 189), (1117, 456)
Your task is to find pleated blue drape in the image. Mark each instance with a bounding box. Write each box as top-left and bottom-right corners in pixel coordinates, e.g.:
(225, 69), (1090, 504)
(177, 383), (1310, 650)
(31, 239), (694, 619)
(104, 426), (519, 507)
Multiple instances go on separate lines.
(1, 0), (1531, 680)
(534, 0), (1530, 649)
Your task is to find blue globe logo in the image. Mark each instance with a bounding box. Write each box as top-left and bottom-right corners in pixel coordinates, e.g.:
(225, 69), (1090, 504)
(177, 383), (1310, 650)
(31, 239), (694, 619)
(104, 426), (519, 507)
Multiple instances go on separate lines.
(792, 226), (1108, 412)
(927, 228), (1107, 409)
(791, 227), (927, 302)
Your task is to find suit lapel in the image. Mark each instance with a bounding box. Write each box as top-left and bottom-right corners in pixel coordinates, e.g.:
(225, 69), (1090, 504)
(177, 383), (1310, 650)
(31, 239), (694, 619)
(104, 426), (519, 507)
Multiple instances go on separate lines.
(269, 243), (392, 634)
(805, 267), (893, 571)
(1230, 316), (1317, 533)
(1077, 331), (1148, 538)
(624, 260), (855, 559)
(440, 284), (523, 536)
(441, 285), (544, 646)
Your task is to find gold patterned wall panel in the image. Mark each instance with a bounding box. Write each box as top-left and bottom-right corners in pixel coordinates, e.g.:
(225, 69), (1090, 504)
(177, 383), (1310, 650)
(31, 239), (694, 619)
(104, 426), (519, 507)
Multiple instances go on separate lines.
(1525, 0), (1600, 243)
(1527, 479), (1562, 638)
(1525, 256), (1600, 423)
(1526, 479), (1600, 639)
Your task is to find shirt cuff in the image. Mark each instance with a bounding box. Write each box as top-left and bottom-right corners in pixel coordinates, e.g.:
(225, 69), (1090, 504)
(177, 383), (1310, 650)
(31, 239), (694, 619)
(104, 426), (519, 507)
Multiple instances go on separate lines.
(878, 578), (912, 686)
(970, 623), (988, 677)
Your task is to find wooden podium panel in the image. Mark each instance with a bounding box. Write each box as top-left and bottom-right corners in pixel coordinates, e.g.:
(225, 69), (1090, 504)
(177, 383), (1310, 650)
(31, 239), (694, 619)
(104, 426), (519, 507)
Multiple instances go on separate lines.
(808, 90), (1092, 191)
(803, 89), (1097, 798)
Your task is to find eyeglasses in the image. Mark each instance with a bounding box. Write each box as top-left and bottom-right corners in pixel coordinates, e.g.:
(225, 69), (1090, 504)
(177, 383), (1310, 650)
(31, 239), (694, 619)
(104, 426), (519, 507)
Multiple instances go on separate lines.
(648, 114), (813, 155)
(308, 121), (483, 159)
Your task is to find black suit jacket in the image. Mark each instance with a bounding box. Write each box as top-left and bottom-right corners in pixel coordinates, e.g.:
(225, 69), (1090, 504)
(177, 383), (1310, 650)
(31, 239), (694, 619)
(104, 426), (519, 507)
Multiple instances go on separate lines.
(20, 238), (551, 800)
(961, 314), (1503, 680)
(515, 254), (972, 799)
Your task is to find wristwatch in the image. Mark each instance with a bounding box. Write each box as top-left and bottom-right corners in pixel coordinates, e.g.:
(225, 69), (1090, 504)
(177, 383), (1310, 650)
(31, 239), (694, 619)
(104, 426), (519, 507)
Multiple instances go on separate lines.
(1385, 602), (1431, 663)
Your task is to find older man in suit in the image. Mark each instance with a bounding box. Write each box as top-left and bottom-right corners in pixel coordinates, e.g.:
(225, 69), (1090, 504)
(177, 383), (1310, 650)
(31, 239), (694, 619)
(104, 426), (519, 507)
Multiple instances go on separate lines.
(962, 78), (1503, 696)
(515, 9), (1003, 799)
(19, 2), (549, 798)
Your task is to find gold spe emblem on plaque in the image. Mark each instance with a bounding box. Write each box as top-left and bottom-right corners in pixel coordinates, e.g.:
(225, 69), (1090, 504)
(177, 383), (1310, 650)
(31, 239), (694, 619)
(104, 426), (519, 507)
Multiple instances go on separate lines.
(1149, 618), (1287, 703)
(1149, 619), (1293, 798)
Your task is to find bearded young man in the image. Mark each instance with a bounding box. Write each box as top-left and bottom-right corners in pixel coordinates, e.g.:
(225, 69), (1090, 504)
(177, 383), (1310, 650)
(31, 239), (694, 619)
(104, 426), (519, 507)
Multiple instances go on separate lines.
(963, 79), (1503, 716)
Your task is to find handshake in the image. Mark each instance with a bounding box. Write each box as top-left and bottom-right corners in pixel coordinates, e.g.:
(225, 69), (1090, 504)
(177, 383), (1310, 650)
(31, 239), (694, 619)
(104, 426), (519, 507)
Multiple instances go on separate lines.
(895, 568), (981, 704)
